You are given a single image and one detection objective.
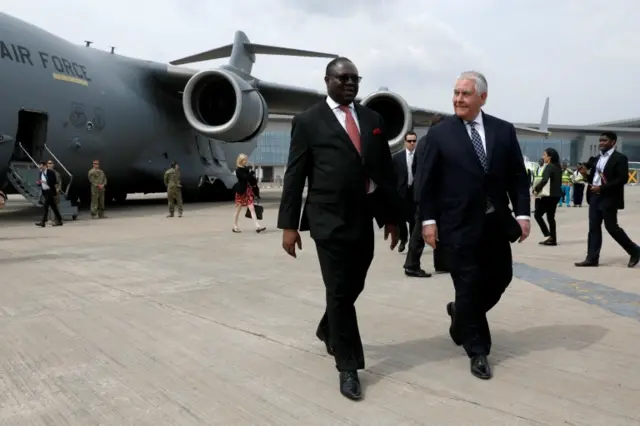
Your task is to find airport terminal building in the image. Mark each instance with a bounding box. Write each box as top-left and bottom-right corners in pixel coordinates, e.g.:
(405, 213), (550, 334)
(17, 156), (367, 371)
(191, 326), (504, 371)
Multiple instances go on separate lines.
(250, 116), (640, 183)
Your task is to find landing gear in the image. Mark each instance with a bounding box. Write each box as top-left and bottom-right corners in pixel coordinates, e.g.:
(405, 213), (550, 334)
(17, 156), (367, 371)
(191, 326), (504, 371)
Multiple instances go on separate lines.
(197, 178), (233, 202)
(111, 192), (127, 204)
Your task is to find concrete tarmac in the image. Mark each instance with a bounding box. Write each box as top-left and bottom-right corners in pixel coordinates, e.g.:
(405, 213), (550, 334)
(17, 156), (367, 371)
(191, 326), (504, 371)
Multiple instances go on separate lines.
(1, 188), (639, 425)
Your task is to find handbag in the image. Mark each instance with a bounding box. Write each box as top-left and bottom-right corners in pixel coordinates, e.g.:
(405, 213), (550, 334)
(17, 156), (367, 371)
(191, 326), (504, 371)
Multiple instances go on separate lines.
(538, 179), (551, 197)
(245, 199), (264, 220)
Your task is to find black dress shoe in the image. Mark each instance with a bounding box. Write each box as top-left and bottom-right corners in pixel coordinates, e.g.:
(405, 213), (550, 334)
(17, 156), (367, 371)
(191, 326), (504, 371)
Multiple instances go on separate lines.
(339, 371), (362, 400)
(628, 249), (640, 268)
(404, 268), (432, 278)
(575, 259), (599, 267)
(446, 302), (462, 346)
(315, 331), (335, 356)
(35, 222), (45, 227)
(470, 355), (493, 380)
(398, 241), (406, 253)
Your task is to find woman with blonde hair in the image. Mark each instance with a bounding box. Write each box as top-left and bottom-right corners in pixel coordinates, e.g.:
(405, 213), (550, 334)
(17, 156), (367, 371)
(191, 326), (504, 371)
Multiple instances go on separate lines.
(232, 153), (266, 233)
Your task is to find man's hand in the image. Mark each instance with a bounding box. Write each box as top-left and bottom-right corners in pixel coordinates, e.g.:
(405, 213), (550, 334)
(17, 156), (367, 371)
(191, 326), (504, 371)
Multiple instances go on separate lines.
(384, 224), (399, 250)
(422, 223), (438, 249)
(282, 229), (302, 258)
(517, 219), (530, 243)
(589, 185), (601, 194)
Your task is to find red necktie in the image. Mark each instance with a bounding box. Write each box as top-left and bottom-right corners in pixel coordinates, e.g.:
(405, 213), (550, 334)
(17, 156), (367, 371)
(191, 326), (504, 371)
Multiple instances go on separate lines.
(338, 105), (368, 192)
(339, 105), (361, 153)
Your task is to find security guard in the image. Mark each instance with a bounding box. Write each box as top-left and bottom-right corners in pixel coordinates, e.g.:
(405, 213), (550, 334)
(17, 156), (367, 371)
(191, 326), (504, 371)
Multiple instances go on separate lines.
(164, 161), (183, 217)
(559, 162), (572, 206)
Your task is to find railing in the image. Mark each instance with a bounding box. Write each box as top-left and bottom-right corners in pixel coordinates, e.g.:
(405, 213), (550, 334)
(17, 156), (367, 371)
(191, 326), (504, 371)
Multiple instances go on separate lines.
(44, 143), (73, 194)
(17, 142), (39, 168)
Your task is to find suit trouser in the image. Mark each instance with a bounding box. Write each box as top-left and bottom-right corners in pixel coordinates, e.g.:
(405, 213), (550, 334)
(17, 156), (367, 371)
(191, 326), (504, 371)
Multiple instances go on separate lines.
(449, 213), (512, 358)
(315, 227), (374, 371)
(587, 194), (638, 261)
(572, 183), (585, 205)
(41, 190), (62, 224)
(398, 194), (415, 243)
(403, 209), (448, 272)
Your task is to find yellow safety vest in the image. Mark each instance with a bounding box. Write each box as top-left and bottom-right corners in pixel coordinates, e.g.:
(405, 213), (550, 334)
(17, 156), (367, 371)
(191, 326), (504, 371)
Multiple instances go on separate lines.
(532, 164), (546, 188)
(561, 169), (572, 184)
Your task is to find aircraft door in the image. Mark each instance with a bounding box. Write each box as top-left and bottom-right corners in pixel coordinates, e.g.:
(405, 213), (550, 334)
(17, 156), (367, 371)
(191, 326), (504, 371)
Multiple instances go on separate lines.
(14, 109), (49, 163)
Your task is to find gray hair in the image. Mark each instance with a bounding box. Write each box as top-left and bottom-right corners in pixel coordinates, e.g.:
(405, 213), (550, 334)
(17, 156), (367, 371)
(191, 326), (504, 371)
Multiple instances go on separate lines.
(458, 71), (488, 95)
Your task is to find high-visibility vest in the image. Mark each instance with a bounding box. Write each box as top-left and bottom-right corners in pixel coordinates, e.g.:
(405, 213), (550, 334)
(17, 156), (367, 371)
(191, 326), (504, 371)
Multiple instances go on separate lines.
(532, 164), (546, 188)
(561, 169), (572, 184)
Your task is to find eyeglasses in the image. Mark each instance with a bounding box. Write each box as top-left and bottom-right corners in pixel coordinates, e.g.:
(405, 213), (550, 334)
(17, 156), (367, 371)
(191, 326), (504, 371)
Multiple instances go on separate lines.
(329, 74), (362, 84)
(406, 139), (417, 143)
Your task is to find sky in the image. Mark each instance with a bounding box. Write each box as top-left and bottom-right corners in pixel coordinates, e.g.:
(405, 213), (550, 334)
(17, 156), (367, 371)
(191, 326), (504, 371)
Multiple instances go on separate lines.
(2, 0), (638, 125)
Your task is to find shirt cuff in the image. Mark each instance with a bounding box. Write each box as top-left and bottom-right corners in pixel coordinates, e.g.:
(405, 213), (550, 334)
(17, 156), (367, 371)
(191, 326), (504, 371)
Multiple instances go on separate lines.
(421, 220), (436, 226)
(515, 216), (530, 221)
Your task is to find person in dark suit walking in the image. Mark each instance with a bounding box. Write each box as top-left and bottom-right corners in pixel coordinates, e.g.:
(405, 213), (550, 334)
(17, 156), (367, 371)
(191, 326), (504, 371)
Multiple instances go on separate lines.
(575, 131), (640, 268)
(403, 129), (448, 275)
(418, 71), (531, 380)
(35, 160), (63, 227)
(277, 57), (400, 400)
(532, 147), (563, 245)
(393, 132), (431, 278)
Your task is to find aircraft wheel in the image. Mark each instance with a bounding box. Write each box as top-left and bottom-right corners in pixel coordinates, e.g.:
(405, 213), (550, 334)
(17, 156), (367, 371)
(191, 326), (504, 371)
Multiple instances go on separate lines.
(112, 192), (127, 204)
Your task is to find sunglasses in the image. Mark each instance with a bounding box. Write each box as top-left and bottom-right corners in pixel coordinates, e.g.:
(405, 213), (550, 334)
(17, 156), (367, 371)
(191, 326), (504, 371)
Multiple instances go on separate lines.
(329, 74), (362, 84)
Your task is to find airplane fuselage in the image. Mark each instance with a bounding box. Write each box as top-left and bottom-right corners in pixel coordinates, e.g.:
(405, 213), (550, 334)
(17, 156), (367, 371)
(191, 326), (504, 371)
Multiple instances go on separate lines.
(0, 13), (250, 203)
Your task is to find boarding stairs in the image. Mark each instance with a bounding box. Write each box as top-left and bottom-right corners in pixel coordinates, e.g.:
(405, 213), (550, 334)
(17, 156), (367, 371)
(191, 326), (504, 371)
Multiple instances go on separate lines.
(6, 142), (78, 220)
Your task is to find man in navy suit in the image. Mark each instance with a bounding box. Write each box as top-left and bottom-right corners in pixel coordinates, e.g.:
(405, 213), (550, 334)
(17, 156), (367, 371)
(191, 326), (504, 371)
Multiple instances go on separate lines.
(35, 160), (63, 227)
(418, 71), (531, 380)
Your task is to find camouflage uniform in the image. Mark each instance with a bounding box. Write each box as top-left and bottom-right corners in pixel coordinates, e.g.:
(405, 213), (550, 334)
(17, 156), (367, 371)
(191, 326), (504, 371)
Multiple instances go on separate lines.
(88, 167), (107, 218)
(164, 166), (183, 217)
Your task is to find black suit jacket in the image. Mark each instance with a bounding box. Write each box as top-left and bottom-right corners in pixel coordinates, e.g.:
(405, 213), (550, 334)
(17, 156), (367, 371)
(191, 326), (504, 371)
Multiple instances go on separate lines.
(277, 100), (400, 241)
(418, 112), (530, 246)
(584, 150), (628, 210)
(533, 163), (563, 197)
(234, 166), (257, 195)
(392, 149), (415, 201)
(40, 169), (58, 197)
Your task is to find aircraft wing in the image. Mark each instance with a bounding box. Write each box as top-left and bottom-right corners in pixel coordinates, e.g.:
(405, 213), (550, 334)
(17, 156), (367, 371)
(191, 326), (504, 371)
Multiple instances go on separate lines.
(161, 66), (549, 137)
(410, 106), (550, 137)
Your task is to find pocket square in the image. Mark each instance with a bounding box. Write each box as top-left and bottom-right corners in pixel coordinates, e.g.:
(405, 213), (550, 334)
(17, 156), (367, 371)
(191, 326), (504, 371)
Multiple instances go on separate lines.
(373, 128), (381, 135)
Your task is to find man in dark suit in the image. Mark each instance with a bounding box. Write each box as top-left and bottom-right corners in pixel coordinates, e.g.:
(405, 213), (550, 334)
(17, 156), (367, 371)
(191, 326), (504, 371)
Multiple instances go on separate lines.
(575, 131), (639, 268)
(277, 57), (399, 400)
(403, 130), (448, 275)
(35, 160), (63, 227)
(418, 71), (531, 380)
(393, 131), (431, 278)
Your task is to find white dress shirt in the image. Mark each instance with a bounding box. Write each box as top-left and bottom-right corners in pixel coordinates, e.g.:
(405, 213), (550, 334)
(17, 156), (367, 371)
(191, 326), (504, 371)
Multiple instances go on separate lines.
(406, 149), (415, 186)
(422, 112), (529, 226)
(592, 147), (615, 186)
(325, 97), (376, 194)
(40, 170), (50, 190)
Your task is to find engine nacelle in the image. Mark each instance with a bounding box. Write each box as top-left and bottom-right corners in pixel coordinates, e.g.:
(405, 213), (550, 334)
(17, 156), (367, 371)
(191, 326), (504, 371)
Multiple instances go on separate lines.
(360, 90), (413, 154)
(182, 68), (268, 142)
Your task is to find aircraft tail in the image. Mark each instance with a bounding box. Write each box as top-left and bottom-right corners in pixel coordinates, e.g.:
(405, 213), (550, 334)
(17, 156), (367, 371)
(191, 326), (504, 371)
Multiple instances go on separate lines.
(539, 96), (549, 132)
(169, 31), (338, 75)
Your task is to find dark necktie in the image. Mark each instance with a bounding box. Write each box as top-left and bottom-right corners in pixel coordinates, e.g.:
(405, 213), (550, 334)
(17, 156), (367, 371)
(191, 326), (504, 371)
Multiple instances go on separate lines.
(468, 121), (487, 172)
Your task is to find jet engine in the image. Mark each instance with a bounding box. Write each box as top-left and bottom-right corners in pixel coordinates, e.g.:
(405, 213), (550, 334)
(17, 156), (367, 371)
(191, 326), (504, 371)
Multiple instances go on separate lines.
(360, 90), (413, 154)
(182, 68), (268, 142)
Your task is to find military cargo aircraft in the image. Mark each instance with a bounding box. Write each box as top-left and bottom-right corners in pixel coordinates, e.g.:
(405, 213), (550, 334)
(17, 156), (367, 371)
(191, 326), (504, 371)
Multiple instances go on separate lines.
(0, 12), (549, 216)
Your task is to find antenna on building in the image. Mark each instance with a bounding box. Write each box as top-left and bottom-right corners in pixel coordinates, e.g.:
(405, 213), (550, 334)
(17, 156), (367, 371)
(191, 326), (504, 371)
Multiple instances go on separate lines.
(84, 40), (93, 47)
(110, 46), (116, 54)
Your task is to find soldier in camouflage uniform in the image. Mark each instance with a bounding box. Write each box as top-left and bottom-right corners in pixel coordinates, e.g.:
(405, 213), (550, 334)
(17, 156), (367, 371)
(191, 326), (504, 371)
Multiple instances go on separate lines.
(164, 161), (183, 217)
(88, 159), (107, 219)
(47, 160), (63, 223)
